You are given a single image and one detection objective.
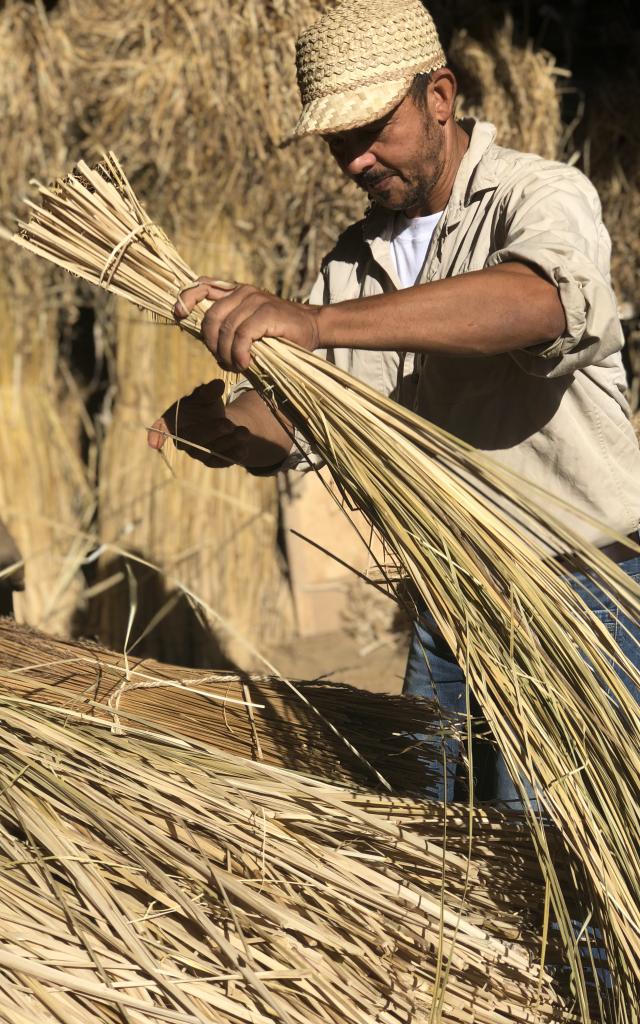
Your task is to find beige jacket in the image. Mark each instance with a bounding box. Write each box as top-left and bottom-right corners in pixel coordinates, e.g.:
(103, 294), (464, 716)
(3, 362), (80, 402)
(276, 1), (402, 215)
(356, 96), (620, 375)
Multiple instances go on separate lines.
(241, 120), (640, 544)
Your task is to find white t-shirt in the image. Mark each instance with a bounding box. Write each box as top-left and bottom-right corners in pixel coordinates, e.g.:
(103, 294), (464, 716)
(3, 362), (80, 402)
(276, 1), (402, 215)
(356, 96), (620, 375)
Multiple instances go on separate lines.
(390, 211), (441, 289)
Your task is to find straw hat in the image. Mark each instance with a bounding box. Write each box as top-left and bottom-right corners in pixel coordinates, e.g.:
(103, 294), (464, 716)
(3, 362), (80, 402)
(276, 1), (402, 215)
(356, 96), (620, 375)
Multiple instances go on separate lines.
(290, 0), (446, 140)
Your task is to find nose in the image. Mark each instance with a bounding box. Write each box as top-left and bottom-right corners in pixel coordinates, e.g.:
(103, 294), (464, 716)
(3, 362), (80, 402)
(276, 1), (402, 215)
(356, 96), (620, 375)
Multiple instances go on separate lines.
(343, 148), (377, 177)
(327, 132), (377, 177)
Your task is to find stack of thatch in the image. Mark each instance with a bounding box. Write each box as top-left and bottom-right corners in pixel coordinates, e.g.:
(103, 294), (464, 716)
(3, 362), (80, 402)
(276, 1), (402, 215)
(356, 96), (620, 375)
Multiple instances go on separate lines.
(0, 1), (92, 636)
(0, 619), (454, 791)
(0, 677), (585, 1023)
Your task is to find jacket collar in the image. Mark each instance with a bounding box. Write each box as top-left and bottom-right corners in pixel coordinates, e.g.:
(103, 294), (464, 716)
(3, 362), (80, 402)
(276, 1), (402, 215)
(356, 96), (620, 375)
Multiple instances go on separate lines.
(449, 118), (498, 211)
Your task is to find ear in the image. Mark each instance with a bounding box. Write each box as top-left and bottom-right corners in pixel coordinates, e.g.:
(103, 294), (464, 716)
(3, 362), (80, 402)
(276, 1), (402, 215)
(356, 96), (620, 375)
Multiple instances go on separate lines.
(428, 68), (457, 126)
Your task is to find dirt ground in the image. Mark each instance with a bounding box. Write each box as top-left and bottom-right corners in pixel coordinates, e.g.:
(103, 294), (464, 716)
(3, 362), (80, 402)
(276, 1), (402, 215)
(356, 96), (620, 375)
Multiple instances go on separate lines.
(253, 630), (407, 695)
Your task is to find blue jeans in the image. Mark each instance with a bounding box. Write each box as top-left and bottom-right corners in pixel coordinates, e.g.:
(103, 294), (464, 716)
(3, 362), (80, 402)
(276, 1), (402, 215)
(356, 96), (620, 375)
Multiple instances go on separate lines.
(403, 556), (640, 805)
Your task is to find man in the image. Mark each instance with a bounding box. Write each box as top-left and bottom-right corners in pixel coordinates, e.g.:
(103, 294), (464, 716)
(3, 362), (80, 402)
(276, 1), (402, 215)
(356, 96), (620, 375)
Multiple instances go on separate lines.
(148, 0), (640, 801)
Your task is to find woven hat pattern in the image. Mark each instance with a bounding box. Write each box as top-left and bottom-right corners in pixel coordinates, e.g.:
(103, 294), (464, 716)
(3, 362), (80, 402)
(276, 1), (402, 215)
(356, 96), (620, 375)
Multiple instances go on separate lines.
(291, 0), (446, 138)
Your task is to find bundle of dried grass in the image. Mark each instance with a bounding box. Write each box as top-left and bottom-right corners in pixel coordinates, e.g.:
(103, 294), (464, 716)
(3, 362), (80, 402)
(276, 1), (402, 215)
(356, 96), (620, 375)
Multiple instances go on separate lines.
(0, 1), (92, 635)
(0, 370), (93, 635)
(7, 153), (640, 1019)
(581, 66), (640, 306)
(0, 289), (93, 638)
(0, 0), (70, 217)
(0, 692), (582, 1023)
(90, 230), (293, 668)
(450, 17), (565, 159)
(0, 619), (451, 792)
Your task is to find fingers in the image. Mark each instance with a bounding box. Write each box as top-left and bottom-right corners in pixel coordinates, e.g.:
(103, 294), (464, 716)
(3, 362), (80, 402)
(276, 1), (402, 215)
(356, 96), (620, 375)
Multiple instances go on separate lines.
(203, 287), (269, 369)
(148, 378), (249, 468)
(147, 417), (169, 450)
(201, 424), (251, 468)
(174, 275), (275, 371)
(174, 277), (238, 320)
(148, 413), (248, 467)
(160, 379), (225, 439)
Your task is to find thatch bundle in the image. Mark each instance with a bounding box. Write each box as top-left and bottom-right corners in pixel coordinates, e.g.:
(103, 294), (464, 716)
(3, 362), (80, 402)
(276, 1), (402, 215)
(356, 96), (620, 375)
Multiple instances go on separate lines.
(89, 255), (294, 668)
(0, 1), (92, 635)
(0, 685), (585, 1023)
(0, 619), (453, 792)
(450, 17), (564, 160)
(0, 0), (70, 216)
(0, 366), (92, 634)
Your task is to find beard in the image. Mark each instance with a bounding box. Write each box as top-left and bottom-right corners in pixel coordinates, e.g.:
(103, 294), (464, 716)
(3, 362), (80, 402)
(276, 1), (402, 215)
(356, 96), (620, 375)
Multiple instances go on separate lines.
(354, 114), (445, 213)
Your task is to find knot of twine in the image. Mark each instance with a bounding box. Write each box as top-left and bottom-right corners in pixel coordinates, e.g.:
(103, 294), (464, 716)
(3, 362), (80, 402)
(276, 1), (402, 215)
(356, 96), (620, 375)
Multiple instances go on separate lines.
(107, 672), (265, 737)
(99, 219), (159, 288)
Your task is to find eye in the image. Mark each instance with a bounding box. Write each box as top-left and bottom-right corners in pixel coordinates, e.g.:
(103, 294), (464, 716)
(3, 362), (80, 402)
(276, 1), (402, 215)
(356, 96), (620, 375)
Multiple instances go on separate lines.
(323, 134), (345, 154)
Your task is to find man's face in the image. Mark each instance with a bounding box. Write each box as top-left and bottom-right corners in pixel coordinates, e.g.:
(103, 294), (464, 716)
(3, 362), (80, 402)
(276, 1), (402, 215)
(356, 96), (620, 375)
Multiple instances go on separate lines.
(322, 92), (445, 215)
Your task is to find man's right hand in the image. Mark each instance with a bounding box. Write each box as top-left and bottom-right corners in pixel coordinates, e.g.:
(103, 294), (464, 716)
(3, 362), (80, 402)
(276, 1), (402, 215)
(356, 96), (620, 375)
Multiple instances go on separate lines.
(147, 379), (252, 468)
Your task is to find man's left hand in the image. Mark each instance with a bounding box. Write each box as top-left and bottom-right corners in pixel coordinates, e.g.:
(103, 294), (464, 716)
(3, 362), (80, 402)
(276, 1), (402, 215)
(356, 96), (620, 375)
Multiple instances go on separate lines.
(174, 278), (322, 371)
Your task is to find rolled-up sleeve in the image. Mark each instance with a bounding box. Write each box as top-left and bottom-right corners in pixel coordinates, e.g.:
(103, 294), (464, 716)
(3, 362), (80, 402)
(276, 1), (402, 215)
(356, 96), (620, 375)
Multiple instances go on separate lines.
(228, 271), (328, 475)
(484, 165), (624, 378)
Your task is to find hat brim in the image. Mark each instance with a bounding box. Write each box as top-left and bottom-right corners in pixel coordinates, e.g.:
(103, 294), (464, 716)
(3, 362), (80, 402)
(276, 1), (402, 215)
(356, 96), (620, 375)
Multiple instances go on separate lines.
(282, 76), (413, 145)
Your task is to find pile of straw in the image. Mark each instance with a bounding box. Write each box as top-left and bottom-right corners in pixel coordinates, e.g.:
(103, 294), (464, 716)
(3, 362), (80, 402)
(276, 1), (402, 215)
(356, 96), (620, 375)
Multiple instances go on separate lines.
(0, 1), (92, 636)
(0, 619), (453, 792)
(0, 690), (580, 1023)
(7, 153), (640, 1019)
(450, 17), (564, 159)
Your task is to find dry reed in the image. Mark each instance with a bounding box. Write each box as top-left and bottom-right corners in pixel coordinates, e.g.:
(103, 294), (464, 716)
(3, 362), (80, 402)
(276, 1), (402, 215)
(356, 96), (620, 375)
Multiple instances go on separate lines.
(0, 690), (583, 1023)
(90, 234), (294, 668)
(450, 17), (565, 159)
(0, 1), (92, 635)
(6, 153), (640, 1019)
(0, 619), (454, 792)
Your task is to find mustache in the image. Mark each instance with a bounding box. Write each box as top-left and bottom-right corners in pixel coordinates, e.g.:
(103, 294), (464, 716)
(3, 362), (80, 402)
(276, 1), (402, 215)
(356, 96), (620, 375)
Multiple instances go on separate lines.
(354, 168), (395, 189)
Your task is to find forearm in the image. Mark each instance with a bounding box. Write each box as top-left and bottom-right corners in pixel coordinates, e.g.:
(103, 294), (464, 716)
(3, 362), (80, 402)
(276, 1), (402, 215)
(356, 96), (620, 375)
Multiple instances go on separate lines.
(316, 263), (566, 356)
(225, 389), (294, 468)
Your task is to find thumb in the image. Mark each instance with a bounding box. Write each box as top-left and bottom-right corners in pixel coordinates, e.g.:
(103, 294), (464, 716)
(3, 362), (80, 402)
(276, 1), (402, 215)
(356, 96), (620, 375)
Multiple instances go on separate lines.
(147, 417), (168, 450)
